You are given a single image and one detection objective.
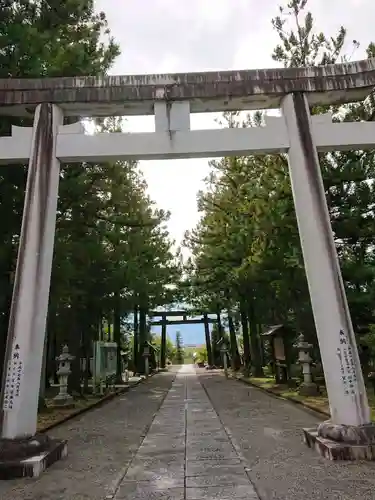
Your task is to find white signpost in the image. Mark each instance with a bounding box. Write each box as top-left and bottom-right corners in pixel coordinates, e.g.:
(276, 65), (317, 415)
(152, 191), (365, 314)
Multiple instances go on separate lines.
(0, 59), (375, 476)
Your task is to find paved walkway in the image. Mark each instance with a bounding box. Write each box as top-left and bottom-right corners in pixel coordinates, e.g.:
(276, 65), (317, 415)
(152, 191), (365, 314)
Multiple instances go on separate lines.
(0, 369), (179, 500)
(113, 364), (259, 499)
(1, 366), (375, 499)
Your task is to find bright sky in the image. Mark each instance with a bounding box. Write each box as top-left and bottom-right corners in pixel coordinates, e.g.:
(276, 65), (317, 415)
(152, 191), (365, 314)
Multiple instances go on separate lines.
(95, 0), (374, 253)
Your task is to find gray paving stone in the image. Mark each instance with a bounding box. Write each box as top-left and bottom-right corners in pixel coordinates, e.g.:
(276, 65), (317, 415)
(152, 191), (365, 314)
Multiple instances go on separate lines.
(186, 458), (243, 477)
(121, 478), (185, 489)
(186, 473), (251, 487)
(187, 435), (229, 445)
(186, 448), (238, 461)
(147, 431), (186, 439)
(186, 484), (258, 499)
(187, 430), (227, 440)
(139, 438), (185, 454)
(115, 486), (184, 500)
(137, 446), (185, 457)
(125, 458), (185, 483)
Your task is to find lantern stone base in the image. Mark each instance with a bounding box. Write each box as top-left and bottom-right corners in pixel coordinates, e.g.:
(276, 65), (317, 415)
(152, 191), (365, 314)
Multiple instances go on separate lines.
(298, 382), (320, 396)
(303, 423), (375, 461)
(50, 394), (75, 409)
(0, 433), (67, 479)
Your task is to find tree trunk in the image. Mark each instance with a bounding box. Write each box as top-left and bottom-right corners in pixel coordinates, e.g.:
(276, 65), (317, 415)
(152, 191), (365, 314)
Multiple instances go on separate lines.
(99, 315), (104, 341)
(247, 298), (264, 377)
(113, 292), (123, 383)
(38, 310), (52, 411)
(107, 318), (112, 341)
(133, 305), (139, 375)
(228, 311), (241, 370)
(211, 325), (221, 367)
(52, 323), (59, 384)
(68, 305), (83, 395)
(216, 311), (224, 340)
(82, 323), (90, 394)
(240, 301), (251, 370)
(137, 307), (147, 374)
(258, 323), (265, 367)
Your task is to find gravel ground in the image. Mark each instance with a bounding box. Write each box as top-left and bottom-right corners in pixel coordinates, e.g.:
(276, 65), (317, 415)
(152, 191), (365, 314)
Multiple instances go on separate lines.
(0, 370), (177, 500)
(198, 370), (375, 500)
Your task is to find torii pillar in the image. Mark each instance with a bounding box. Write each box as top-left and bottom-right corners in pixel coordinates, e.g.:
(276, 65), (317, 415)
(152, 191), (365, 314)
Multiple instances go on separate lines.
(203, 314), (213, 367)
(0, 104), (68, 478)
(160, 315), (167, 369)
(283, 93), (375, 460)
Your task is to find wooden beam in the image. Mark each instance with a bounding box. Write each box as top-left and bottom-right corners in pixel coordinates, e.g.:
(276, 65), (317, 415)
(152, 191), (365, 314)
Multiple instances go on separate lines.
(0, 58), (374, 117)
(150, 319), (216, 326)
(149, 310), (210, 317)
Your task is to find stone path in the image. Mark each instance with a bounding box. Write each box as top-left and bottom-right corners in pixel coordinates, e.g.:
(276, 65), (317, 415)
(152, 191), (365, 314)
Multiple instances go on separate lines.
(113, 364), (259, 499)
(198, 369), (375, 500)
(0, 369), (178, 500)
(1, 366), (375, 499)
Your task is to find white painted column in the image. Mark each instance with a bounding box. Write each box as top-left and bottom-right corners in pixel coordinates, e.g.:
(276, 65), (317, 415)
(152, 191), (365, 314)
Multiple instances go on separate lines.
(0, 103), (63, 439)
(282, 93), (370, 427)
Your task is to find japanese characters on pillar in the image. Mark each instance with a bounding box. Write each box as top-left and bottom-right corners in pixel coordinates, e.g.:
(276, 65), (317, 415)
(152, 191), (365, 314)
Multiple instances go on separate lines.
(337, 329), (358, 397)
(282, 92), (371, 428)
(3, 342), (23, 412)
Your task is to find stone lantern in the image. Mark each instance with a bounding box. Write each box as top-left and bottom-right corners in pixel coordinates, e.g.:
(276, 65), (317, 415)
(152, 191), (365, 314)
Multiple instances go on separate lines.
(142, 342), (151, 377)
(51, 345), (75, 408)
(296, 334), (319, 396)
(220, 340), (229, 378)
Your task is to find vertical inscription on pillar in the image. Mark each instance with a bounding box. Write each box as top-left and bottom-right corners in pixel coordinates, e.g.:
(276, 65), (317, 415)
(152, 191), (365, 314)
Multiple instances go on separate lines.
(336, 329), (357, 396)
(3, 343), (23, 411)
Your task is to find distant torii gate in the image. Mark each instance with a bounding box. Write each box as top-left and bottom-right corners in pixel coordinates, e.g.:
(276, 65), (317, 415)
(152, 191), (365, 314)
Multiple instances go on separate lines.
(149, 311), (216, 368)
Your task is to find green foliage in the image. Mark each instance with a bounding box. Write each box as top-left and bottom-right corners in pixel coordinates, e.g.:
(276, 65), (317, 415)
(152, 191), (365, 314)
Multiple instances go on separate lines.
(0, 1), (182, 388)
(175, 331), (185, 365)
(195, 346), (208, 363)
(152, 334), (176, 362)
(183, 0), (375, 376)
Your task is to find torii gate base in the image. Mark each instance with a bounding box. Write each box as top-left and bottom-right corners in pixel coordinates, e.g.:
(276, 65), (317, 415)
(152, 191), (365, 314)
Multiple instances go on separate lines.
(1, 60), (375, 476)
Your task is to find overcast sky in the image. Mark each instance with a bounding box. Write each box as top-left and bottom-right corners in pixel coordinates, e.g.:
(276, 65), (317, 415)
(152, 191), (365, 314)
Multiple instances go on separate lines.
(95, 0), (374, 254)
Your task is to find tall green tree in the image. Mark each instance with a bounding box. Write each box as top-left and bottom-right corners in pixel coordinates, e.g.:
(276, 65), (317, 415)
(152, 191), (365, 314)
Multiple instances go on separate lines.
(183, 0), (375, 377)
(0, 2), (183, 395)
(0, 0), (119, 382)
(175, 331), (185, 365)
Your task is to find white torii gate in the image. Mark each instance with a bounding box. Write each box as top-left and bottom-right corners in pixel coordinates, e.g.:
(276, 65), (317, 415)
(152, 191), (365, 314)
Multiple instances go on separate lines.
(1, 58), (375, 474)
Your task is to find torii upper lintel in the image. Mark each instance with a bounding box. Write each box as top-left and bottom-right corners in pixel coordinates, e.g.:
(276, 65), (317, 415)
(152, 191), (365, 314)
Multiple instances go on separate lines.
(0, 58), (374, 117)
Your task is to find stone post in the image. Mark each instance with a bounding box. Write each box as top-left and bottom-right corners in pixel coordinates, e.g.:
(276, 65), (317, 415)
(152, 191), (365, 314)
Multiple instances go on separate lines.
(282, 93), (375, 459)
(51, 345), (75, 408)
(143, 343), (150, 378)
(296, 334), (319, 396)
(0, 104), (67, 477)
(220, 342), (229, 378)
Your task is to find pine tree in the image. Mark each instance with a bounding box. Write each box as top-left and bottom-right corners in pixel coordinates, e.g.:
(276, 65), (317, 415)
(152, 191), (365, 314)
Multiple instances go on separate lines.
(175, 331), (185, 365)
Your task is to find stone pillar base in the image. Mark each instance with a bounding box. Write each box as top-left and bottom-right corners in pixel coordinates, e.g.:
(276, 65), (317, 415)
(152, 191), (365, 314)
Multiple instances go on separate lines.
(303, 427), (375, 461)
(298, 382), (320, 396)
(50, 395), (75, 409)
(0, 433), (67, 479)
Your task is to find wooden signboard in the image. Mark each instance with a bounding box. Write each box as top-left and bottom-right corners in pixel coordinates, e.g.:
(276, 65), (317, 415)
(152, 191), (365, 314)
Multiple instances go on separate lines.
(274, 336), (286, 361)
